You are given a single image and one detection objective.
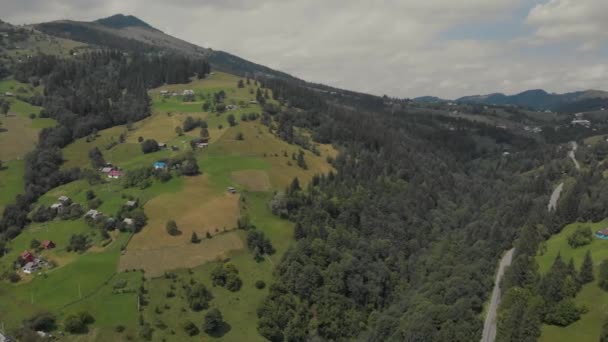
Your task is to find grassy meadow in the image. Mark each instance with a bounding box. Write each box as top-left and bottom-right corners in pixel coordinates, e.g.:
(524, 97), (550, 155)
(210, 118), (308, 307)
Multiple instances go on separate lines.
(537, 219), (608, 342)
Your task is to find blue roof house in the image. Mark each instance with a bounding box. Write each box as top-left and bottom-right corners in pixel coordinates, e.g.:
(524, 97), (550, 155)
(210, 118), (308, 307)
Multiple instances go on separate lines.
(154, 161), (167, 170)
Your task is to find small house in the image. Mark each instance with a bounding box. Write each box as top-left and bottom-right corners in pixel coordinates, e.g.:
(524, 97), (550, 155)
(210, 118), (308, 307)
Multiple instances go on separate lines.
(182, 89), (195, 96)
(596, 228), (608, 239)
(196, 142), (209, 149)
(154, 161), (167, 170)
(85, 209), (102, 219)
(4, 92), (14, 97)
(572, 119), (591, 128)
(41, 240), (55, 249)
(22, 261), (38, 274)
(108, 170), (123, 179)
(158, 143), (167, 148)
(50, 203), (63, 210)
(101, 166), (113, 173)
(227, 187), (237, 194)
(20, 250), (34, 263)
(160, 90), (168, 95)
(125, 200), (137, 208)
(58, 196), (71, 205)
(123, 218), (134, 226)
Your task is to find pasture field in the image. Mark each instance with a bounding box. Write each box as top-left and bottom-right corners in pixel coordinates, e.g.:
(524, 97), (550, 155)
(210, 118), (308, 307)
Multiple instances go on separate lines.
(231, 169), (272, 191)
(142, 192), (294, 341)
(537, 219), (608, 342)
(0, 230), (131, 330)
(0, 159), (24, 213)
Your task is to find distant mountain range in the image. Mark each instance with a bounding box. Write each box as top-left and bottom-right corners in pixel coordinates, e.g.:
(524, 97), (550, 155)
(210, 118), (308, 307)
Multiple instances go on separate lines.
(414, 89), (608, 112)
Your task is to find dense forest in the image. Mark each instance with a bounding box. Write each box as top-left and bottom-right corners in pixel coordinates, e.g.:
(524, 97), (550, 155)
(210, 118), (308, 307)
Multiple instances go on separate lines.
(247, 79), (569, 341)
(0, 51), (209, 251)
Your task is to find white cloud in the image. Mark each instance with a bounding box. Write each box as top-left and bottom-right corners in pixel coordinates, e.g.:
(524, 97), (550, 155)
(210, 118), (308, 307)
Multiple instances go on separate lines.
(527, 0), (608, 46)
(2, 0), (608, 98)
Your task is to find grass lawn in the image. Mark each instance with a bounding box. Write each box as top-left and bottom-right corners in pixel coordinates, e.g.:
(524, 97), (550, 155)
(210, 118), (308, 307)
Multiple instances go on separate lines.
(0, 231), (131, 331)
(0, 159), (25, 212)
(537, 219), (608, 342)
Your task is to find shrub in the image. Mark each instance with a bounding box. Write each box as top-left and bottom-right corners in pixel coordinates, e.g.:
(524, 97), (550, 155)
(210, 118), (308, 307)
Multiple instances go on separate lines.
(255, 280), (266, 289)
(141, 139), (160, 154)
(567, 226), (593, 248)
(166, 220), (180, 236)
(183, 321), (199, 336)
(203, 308), (224, 334)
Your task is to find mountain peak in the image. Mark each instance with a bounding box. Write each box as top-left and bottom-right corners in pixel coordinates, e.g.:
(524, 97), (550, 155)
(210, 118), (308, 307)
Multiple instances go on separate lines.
(94, 14), (158, 31)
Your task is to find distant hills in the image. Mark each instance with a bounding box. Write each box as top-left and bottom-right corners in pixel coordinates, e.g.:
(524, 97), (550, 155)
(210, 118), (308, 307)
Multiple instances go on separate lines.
(415, 89), (608, 112)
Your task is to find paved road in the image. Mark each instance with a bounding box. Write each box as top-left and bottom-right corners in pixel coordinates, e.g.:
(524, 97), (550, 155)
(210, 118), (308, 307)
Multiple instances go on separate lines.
(481, 248), (515, 342)
(548, 182), (564, 212)
(568, 141), (580, 171)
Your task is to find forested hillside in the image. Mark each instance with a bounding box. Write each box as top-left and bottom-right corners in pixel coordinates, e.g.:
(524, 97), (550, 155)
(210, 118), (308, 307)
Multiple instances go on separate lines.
(1, 13), (607, 342)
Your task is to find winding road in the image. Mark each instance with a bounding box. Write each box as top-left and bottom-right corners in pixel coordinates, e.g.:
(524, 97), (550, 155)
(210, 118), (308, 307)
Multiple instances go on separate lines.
(568, 141), (580, 171)
(548, 182), (564, 212)
(480, 248), (514, 342)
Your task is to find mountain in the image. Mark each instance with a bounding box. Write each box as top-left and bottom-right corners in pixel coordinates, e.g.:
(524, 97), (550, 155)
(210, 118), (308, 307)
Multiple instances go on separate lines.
(33, 14), (299, 81)
(456, 89), (608, 111)
(94, 14), (158, 31)
(413, 96), (447, 103)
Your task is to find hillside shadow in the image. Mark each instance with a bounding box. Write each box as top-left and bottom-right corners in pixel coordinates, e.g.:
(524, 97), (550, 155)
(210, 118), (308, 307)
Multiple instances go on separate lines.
(208, 322), (231, 338)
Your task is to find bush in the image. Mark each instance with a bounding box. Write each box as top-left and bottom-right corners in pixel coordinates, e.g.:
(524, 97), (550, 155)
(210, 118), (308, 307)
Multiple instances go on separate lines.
(544, 299), (582, 326)
(567, 226), (593, 248)
(204, 308), (224, 334)
(141, 139), (160, 154)
(115, 325), (125, 333)
(183, 321), (199, 336)
(26, 312), (56, 332)
(166, 220), (180, 236)
(255, 280), (266, 289)
(186, 283), (213, 311)
(64, 312), (94, 334)
(235, 132), (244, 140)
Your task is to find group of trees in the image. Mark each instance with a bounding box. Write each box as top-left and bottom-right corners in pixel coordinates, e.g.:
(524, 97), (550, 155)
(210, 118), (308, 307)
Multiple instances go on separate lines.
(211, 263), (242, 292)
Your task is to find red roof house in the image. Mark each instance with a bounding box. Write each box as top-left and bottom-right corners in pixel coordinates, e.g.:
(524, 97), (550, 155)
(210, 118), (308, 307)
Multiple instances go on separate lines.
(41, 240), (55, 249)
(108, 170), (123, 179)
(20, 250), (34, 263)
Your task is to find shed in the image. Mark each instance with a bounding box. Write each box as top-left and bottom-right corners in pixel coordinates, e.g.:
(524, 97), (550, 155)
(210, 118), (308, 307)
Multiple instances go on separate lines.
(41, 240), (55, 249)
(20, 250), (34, 263)
(85, 209), (101, 219)
(50, 203), (63, 210)
(123, 218), (134, 226)
(58, 196), (71, 204)
(154, 161), (167, 169)
(108, 170), (123, 179)
(101, 167), (113, 173)
(125, 200), (137, 208)
(596, 228), (608, 239)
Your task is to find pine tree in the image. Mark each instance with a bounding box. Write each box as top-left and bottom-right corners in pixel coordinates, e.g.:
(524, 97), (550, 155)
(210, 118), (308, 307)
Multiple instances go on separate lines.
(191, 232), (200, 244)
(294, 222), (305, 240)
(579, 250), (594, 284)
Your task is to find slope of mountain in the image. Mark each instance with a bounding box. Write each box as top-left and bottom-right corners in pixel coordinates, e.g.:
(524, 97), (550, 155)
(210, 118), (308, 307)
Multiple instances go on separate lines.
(34, 14), (299, 81)
(456, 89), (608, 110)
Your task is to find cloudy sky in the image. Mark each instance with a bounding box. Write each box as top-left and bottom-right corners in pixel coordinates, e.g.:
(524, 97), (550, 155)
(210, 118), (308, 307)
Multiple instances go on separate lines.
(3, 0), (608, 99)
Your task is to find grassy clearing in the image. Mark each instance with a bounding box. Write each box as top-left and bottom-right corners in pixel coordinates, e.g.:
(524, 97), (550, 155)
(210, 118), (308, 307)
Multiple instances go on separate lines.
(119, 232), (244, 278)
(210, 121), (335, 188)
(0, 231), (131, 330)
(142, 192), (293, 341)
(537, 219), (608, 342)
(0, 159), (24, 212)
(231, 170), (272, 192)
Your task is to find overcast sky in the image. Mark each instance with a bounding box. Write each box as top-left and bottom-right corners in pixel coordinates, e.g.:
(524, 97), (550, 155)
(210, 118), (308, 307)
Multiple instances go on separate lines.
(3, 0), (608, 99)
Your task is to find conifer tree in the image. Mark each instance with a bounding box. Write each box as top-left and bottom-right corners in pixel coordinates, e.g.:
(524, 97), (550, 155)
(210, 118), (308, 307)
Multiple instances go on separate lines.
(579, 250), (594, 284)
